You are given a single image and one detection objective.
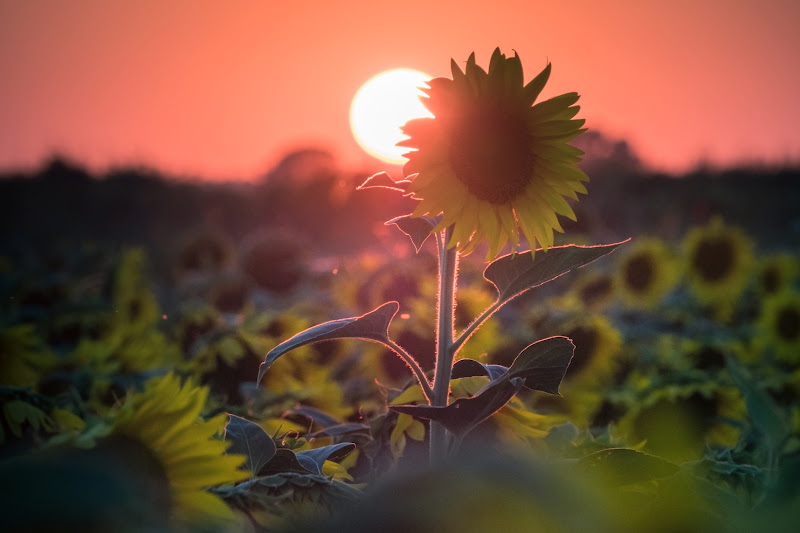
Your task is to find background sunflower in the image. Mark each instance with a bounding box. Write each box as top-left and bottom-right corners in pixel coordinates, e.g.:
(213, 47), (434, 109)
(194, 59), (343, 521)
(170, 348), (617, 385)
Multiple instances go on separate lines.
(615, 237), (679, 309)
(681, 217), (754, 321)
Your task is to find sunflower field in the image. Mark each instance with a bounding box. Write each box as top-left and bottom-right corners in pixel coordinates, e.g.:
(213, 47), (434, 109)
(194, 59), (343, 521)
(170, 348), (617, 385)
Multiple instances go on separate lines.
(2, 57), (799, 532)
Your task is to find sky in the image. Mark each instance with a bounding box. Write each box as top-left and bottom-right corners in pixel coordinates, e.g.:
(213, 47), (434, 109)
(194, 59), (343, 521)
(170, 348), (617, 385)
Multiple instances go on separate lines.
(1, 0), (799, 181)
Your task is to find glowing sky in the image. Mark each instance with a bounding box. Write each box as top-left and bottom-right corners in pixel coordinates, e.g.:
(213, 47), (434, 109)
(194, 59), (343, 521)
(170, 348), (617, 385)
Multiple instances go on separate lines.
(1, 0), (798, 180)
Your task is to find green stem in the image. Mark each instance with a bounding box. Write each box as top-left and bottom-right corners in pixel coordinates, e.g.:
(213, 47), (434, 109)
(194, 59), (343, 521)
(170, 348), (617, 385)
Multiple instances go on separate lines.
(430, 226), (458, 464)
(383, 338), (434, 403)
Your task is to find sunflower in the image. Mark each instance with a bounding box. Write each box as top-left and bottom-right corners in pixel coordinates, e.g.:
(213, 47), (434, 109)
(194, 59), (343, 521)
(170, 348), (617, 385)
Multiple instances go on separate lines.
(567, 270), (616, 311)
(681, 217), (754, 320)
(174, 229), (234, 279)
(399, 48), (588, 259)
(757, 289), (800, 364)
(240, 229), (309, 294)
(615, 237), (679, 309)
(110, 373), (248, 528)
(615, 382), (746, 462)
(532, 314), (623, 426)
(0, 324), (56, 388)
(755, 252), (798, 298)
(559, 314), (623, 387)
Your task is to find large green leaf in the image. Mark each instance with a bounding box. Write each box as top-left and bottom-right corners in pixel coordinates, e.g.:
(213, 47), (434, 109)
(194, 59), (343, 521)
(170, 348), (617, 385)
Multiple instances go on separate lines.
(385, 214), (441, 253)
(256, 443), (356, 477)
(572, 448), (678, 487)
(391, 377), (524, 438)
(508, 336), (575, 395)
(484, 241), (626, 305)
(224, 414), (276, 476)
(257, 302), (399, 384)
(296, 443), (357, 476)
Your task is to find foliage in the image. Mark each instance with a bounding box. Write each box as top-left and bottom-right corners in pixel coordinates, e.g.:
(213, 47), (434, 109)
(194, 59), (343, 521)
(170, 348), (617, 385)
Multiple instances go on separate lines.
(1, 71), (799, 533)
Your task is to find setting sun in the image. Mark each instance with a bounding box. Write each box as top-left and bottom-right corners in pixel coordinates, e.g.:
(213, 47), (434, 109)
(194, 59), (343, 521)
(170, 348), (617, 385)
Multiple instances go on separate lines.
(350, 69), (433, 165)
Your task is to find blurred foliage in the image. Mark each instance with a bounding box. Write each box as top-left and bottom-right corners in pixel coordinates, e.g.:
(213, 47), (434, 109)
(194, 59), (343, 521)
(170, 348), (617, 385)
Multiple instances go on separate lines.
(0, 149), (798, 531)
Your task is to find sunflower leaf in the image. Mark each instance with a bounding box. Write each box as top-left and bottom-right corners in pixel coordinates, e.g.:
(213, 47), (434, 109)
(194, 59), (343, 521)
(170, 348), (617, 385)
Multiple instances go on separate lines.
(307, 423), (372, 439)
(258, 448), (309, 476)
(356, 171), (410, 192)
(386, 214), (442, 252)
(508, 336), (575, 395)
(484, 241), (627, 305)
(391, 376), (524, 438)
(225, 414), (277, 476)
(451, 358), (509, 381)
(572, 448), (679, 487)
(296, 443), (357, 476)
(257, 302), (399, 384)
(726, 358), (787, 451)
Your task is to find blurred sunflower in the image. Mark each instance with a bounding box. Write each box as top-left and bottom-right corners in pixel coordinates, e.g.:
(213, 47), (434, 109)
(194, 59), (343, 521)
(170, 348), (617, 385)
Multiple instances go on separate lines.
(755, 252), (798, 298)
(757, 289), (800, 364)
(559, 314), (623, 388)
(562, 270), (616, 312)
(110, 373), (248, 528)
(208, 272), (251, 315)
(615, 237), (679, 309)
(615, 381), (746, 462)
(399, 48), (588, 259)
(240, 229), (309, 295)
(0, 324), (56, 388)
(681, 218), (754, 320)
(530, 315), (623, 427)
(174, 229), (234, 279)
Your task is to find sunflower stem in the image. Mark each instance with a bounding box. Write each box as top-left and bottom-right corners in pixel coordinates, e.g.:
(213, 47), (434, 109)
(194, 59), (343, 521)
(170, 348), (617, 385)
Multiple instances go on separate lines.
(430, 226), (458, 464)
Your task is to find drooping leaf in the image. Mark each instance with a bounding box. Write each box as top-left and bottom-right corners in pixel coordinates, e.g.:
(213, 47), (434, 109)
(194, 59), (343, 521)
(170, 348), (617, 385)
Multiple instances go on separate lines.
(356, 171), (411, 192)
(451, 358), (509, 381)
(484, 241), (626, 305)
(726, 358), (787, 450)
(391, 377), (524, 437)
(257, 302), (399, 384)
(572, 448), (678, 487)
(507, 336), (575, 395)
(296, 443), (357, 476)
(386, 214), (442, 252)
(224, 414), (276, 476)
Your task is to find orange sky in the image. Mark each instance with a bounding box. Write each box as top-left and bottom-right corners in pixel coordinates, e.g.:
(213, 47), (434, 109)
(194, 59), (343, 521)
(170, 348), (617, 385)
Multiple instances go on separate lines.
(1, 0), (798, 181)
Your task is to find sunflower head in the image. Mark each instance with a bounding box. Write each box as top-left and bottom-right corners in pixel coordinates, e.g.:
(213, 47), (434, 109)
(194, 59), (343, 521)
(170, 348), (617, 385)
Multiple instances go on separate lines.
(111, 373), (248, 527)
(399, 48), (588, 259)
(616, 237), (679, 309)
(681, 218), (754, 319)
(758, 289), (800, 364)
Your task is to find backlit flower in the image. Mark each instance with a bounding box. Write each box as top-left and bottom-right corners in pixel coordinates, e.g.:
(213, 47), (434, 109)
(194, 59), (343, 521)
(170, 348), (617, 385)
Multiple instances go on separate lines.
(399, 48), (588, 259)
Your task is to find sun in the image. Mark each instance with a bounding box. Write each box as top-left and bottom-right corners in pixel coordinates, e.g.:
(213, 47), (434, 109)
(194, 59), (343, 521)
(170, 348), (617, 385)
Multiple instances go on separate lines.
(350, 69), (433, 165)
